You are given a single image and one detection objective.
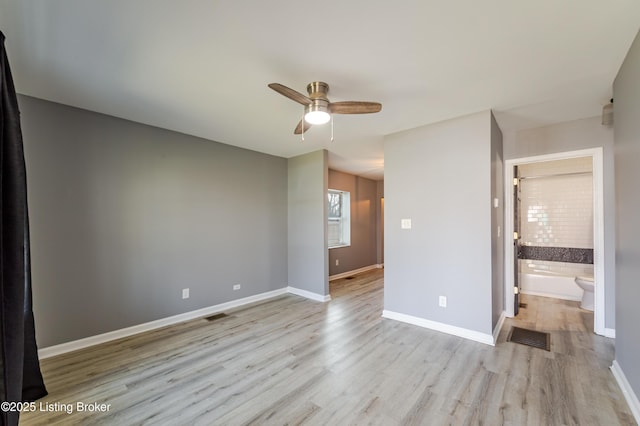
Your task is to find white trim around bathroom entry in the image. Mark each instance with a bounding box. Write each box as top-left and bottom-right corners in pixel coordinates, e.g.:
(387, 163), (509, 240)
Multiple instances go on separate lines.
(504, 148), (606, 336)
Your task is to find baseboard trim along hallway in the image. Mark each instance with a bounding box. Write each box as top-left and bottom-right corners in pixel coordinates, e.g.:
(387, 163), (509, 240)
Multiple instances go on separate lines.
(329, 264), (383, 281)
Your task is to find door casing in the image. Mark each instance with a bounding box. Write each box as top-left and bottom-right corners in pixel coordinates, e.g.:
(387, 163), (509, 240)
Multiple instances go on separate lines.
(504, 147), (606, 336)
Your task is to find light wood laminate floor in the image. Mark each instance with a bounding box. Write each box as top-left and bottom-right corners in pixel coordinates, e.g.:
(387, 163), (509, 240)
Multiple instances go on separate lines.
(20, 270), (635, 425)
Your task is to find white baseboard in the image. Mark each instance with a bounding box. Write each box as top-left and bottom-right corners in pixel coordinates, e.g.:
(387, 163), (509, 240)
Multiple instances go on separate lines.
(381, 310), (495, 346)
(611, 360), (640, 423)
(520, 289), (581, 302)
(493, 311), (506, 345)
(603, 327), (616, 338)
(287, 287), (331, 302)
(39, 288), (289, 359)
(329, 264), (382, 281)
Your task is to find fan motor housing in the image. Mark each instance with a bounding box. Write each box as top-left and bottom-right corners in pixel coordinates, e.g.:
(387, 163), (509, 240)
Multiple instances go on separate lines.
(307, 81), (329, 99)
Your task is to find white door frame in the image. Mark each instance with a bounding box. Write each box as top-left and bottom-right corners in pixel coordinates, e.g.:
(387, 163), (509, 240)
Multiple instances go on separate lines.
(504, 147), (605, 336)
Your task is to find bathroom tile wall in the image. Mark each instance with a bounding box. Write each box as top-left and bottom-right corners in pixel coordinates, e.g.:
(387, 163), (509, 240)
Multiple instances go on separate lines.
(519, 157), (594, 277)
(519, 157), (593, 248)
(522, 259), (594, 277)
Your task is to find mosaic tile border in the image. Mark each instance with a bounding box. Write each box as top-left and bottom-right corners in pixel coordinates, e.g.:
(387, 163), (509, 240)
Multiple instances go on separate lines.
(518, 246), (593, 264)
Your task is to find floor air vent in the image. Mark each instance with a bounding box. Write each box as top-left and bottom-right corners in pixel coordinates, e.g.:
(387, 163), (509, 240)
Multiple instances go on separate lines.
(205, 313), (228, 322)
(507, 326), (550, 351)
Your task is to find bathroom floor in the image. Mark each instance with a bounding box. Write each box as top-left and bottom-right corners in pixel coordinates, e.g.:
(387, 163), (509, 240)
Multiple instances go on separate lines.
(511, 293), (594, 337)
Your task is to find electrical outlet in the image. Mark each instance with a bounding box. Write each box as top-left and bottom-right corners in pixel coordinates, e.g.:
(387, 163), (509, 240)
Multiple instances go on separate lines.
(439, 296), (447, 308)
(335, 259), (339, 266)
(182, 288), (189, 299)
(233, 284), (241, 291)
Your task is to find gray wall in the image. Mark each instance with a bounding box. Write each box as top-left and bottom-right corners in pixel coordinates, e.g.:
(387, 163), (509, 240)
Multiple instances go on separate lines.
(503, 116), (616, 328)
(490, 112), (505, 329)
(328, 170), (379, 276)
(384, 110), (494, 335)
(19, 95), (289, 348)
(613, 29), (640, 402)
(287, 150), (329, 296)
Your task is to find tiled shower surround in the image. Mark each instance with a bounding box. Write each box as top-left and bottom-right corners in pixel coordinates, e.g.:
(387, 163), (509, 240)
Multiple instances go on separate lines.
(518, 157), (594, 277)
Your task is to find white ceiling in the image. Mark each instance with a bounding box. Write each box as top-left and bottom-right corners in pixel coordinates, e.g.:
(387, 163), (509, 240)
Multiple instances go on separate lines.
(1, 1), (639, 180)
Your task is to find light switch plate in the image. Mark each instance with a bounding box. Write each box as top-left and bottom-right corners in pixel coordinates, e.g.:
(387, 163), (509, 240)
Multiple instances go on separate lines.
(401, 218), (412, 229)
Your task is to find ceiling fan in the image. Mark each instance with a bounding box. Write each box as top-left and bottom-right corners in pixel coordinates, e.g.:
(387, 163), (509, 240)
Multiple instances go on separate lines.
(268, 81), (382, 135)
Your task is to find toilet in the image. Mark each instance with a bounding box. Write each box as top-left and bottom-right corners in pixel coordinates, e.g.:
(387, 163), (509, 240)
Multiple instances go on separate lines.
(575, 276), (594, 311)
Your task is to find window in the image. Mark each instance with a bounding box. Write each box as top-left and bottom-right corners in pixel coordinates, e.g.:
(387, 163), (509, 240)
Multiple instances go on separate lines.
(328, 190), (350, 248)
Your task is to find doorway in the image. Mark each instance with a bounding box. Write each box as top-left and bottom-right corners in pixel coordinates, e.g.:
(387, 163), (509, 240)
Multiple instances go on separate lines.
(326, 177), (385, 286)
(505, 148), (606, 335)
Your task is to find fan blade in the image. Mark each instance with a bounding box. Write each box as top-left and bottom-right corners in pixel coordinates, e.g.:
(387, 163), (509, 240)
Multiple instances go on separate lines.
(294, 119), (312, 135)
(268, 83), (311, 106)
(329, 101), (382, 114)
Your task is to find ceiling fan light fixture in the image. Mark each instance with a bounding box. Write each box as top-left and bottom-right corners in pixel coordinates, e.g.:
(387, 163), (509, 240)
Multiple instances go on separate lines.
(305, 110), (330, 125)
(304, 101), (331, 125)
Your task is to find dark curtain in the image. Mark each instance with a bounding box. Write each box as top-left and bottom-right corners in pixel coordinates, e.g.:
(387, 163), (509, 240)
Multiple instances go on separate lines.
(0, 31), (48, 426)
